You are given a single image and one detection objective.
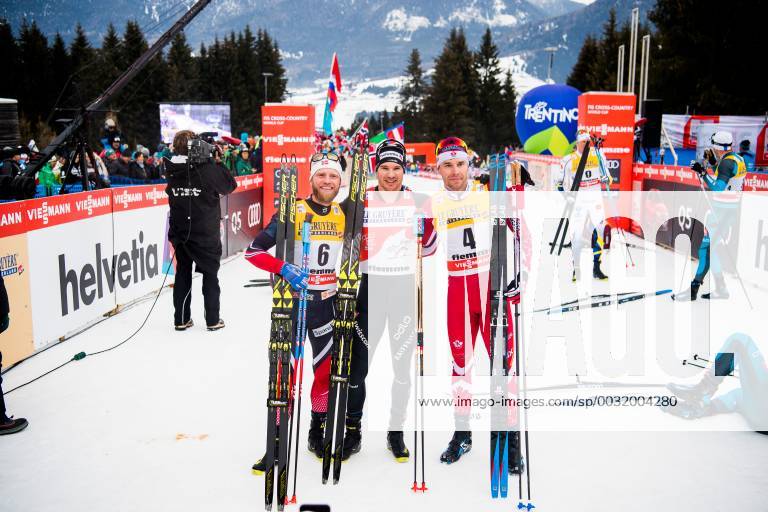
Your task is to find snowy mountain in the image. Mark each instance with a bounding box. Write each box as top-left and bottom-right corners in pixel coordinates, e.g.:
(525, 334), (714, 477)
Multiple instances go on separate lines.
(527, 0), (589, 17)
(497, 0), (654, 83)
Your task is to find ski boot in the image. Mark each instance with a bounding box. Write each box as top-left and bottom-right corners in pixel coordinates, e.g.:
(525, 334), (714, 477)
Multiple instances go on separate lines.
(206, 318), (225, 331)
(387, 431), (410, 463)
(592, 262), (608, 281)
(572, 267), (580, 282)
(307, 411), (326, 459)
(341, 415), (362, 461)
(174, 319), (193, 331)
(507, 431), (525, 475)
(0, 416), (29, 436)
(251, 436), (278, 475)
(440, 431), (472, 464)
(672, 279), (701, 301)
(702, 275), (729, 300)
(667, 370), (720, 403)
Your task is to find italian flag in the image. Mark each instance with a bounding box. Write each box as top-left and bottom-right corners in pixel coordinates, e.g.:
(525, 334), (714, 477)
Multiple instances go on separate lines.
(369, 123), (405, 145)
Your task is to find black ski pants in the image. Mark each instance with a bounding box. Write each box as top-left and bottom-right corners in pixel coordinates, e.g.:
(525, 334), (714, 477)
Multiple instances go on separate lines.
(348, 274), (415, 429)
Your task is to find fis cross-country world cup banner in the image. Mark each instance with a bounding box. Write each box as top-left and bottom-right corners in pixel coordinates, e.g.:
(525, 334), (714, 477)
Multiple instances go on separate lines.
(515, 84), (580, 157)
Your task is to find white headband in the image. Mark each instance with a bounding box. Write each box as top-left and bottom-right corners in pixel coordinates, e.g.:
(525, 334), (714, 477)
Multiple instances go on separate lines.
(436, 149), (469, 167)
(310, 157), (343, 179)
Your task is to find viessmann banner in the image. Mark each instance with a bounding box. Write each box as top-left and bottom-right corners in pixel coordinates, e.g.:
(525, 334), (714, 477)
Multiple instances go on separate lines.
(0, 179), (263, 367)
(578, 92), (636, 189)
(261, 104), (315, 222)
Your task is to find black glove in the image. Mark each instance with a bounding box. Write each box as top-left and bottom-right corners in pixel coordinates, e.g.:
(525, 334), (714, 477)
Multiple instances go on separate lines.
(703, 149), (717, 166)
(690, 161), (705, 176)
(478, 173), (490, 185)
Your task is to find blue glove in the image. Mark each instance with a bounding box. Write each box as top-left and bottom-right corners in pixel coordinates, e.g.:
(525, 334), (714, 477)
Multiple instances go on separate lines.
(280, 263), (309, 291)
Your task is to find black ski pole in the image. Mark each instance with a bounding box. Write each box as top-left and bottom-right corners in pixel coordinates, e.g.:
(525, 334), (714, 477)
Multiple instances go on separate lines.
(550, 140), (591, 255)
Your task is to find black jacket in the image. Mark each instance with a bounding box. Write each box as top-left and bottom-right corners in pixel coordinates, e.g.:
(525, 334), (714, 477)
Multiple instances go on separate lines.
(108, 158), (131, 177)
(128, 161), (148, 180)
(0, 273), (8, 320)
(164, 155), (237, 248)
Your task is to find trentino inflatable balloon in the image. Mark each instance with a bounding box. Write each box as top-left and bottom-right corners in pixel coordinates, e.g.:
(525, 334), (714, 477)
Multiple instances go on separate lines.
(515, 84), (580, 157)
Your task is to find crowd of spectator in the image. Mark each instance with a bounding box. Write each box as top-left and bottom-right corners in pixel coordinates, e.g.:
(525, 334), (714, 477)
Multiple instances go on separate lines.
(0, 118), (265, 201)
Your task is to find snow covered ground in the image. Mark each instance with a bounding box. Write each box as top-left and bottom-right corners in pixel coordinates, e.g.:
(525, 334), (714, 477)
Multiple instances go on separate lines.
(2, 177), (768, 511)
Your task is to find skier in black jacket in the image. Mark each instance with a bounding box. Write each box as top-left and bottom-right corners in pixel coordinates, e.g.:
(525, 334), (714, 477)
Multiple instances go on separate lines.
(164, 130), (237, 331)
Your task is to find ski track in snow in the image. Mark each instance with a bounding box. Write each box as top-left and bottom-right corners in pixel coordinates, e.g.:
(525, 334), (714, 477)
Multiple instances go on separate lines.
(2, 177), (768, 511)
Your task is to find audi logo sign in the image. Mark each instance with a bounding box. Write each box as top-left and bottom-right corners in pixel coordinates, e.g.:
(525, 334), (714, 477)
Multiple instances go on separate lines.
(248, 203), (262, 228)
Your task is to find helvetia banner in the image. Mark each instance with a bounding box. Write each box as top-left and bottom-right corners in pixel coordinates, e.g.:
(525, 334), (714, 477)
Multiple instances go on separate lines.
(515, 84), (580, 157)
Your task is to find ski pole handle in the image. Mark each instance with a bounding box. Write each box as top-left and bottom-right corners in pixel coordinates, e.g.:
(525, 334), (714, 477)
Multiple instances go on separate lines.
(414, 214), (425, 237)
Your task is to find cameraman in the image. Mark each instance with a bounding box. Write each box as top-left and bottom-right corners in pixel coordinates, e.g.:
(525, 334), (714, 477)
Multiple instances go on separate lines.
(165, 130), (237, 331)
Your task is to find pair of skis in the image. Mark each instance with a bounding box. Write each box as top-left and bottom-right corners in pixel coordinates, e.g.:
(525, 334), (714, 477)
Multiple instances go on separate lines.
(321, 147), (368, 484)
(488, 154), (533, 509)
(535, 289), (673, 315)
(489, 153), (511, 499)
(264, 156), (298, 511)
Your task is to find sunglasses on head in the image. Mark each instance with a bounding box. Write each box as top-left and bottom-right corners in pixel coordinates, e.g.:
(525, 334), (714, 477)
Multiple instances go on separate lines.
(311, 152), (340, 162)
(436, 137), (468, 155)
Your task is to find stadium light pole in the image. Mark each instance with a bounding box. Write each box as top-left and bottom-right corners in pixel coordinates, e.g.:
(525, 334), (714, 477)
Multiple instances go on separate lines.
(628, 8), (639, 94)
(617, 44), (625, 92)
(544, 47), (558, 82)
(262, 72), (274, 104)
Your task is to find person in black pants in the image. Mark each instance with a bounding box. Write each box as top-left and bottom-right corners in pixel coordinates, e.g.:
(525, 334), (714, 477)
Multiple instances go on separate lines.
(0, 273), (29, 435)
(346, 140), (436, 462)
(164, 130), (237, 331)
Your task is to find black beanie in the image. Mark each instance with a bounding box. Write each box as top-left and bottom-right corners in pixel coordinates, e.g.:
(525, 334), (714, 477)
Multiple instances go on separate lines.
(375, 139), (406, 170)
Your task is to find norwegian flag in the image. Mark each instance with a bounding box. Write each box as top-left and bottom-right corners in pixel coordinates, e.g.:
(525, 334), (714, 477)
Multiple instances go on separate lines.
(350, 118), (369, 148)
(322, 53), (342, 135)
